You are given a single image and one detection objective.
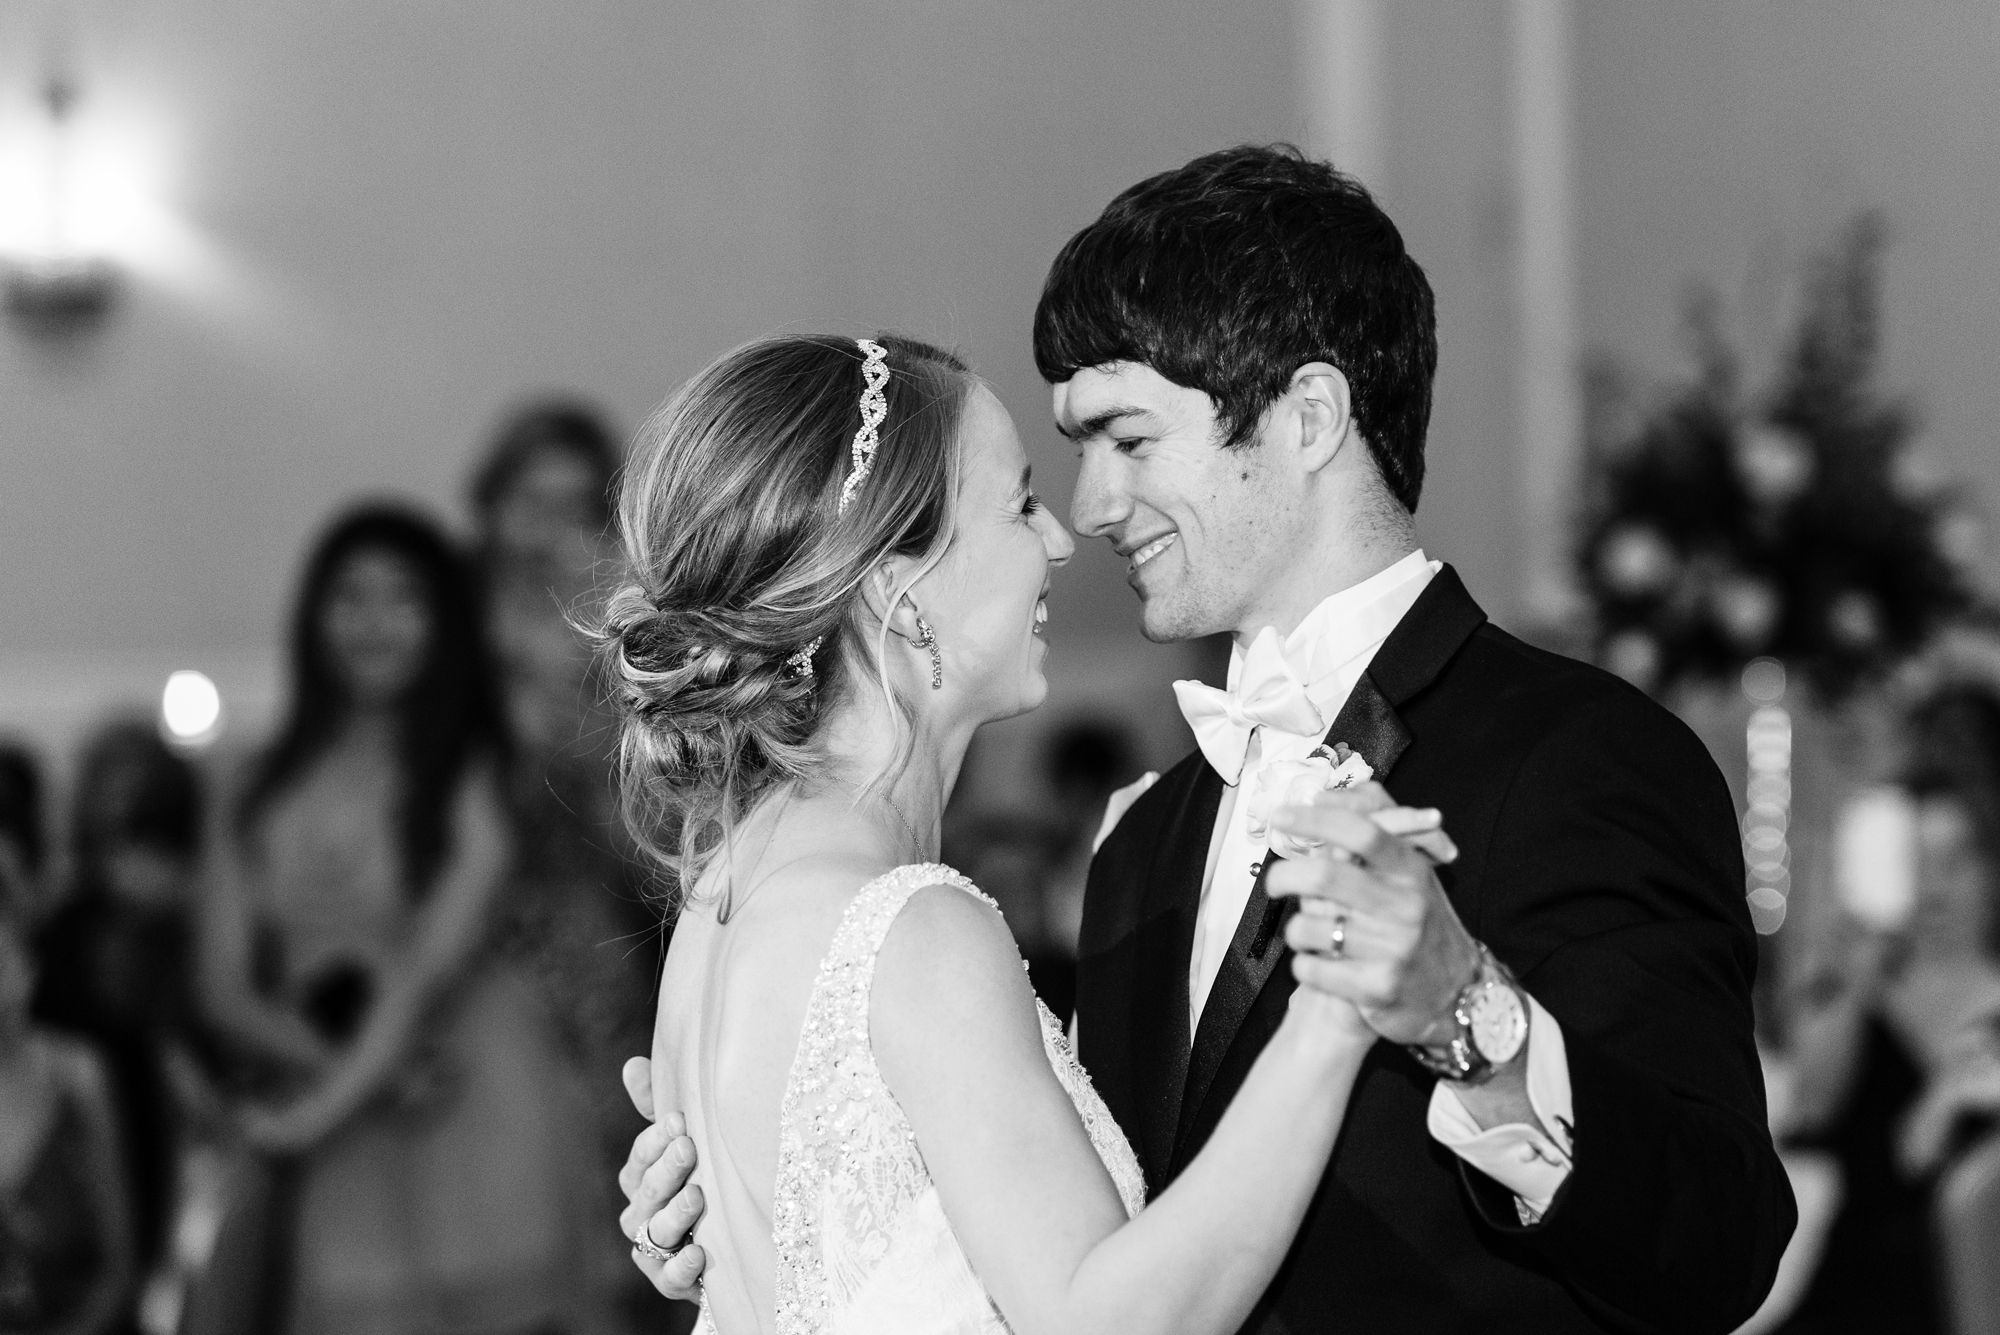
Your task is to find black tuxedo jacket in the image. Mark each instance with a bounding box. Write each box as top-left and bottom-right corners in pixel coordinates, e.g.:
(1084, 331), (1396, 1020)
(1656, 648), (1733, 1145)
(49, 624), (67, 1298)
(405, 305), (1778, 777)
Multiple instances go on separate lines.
(1076, 567), (1796, 1334)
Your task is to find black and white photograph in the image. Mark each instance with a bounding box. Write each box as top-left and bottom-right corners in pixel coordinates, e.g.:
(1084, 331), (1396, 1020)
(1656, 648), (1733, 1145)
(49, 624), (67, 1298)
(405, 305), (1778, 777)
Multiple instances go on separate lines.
(4, 3), (2000, 1333)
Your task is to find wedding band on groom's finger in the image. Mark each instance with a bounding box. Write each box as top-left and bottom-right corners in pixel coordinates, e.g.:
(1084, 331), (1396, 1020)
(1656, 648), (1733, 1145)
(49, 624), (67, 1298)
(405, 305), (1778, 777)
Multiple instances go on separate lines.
(1283, 901), (1368, 960)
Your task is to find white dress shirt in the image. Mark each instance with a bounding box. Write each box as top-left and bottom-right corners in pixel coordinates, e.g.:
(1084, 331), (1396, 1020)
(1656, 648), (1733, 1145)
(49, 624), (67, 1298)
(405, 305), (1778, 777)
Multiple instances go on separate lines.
(1178, 550), (1577, 1216)
(1187, 551), (1440, 1025)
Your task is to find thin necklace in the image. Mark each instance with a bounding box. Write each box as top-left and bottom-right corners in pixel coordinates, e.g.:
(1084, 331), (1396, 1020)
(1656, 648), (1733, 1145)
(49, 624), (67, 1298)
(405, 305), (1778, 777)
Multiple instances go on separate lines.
(842, 780), (928, 861)
(883, 797), (928, 862)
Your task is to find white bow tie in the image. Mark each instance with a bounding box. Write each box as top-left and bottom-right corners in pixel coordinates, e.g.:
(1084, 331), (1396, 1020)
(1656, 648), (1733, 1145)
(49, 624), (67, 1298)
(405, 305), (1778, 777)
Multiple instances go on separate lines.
(1173, 626), (1326, 786)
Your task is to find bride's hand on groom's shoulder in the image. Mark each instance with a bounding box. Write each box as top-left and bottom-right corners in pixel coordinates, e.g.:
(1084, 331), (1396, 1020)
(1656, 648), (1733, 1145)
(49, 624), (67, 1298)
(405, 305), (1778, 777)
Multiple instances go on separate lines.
(1264, 800), (1483, 1049)
(617, 1055), (709, 1301)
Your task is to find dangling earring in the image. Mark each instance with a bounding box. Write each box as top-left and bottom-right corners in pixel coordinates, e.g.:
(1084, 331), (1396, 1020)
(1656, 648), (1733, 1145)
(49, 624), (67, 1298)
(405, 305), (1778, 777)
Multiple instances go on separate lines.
(913, 615), (943, 690)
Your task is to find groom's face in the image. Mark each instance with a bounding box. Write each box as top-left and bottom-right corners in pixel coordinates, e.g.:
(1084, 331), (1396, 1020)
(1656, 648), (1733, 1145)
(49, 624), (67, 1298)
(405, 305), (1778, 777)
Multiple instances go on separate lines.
(1057, 362), (1291, 644)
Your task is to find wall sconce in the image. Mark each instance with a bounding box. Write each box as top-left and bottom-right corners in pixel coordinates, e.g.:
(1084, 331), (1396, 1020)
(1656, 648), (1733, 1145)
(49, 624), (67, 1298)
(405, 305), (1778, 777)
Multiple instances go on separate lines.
(2, 74), (122, 338)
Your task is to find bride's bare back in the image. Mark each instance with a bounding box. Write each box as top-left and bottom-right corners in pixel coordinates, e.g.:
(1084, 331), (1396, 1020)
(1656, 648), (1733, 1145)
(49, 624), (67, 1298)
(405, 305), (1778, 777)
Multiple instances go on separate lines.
(651, 854), (866, 1332)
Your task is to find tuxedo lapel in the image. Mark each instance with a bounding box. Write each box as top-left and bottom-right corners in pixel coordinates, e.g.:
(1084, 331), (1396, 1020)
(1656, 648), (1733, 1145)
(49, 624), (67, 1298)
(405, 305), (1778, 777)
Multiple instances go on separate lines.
(1127, 755), (1224, 1184)
(1326, 670), (1412, 777)
(1169, 565), (1488, 1169)
(1363, 564), (1487, 705)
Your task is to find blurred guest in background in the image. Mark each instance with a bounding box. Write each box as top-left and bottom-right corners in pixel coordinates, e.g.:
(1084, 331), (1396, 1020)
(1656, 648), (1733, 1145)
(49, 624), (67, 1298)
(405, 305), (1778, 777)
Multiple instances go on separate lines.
(472, 398), (624, 789)
(1, 897), (134, 1335)
(1, 743), (49, 922)
(471, 409), (655, 1057)
(195, 503), (603, 1335)
(32, 721), (219, 1322)
(1780, 682), (2000, 1334)
(470, 403), (663, 1323)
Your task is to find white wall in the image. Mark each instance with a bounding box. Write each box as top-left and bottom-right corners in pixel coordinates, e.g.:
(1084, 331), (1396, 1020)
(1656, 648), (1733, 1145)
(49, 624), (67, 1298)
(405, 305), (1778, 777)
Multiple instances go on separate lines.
(0, 0), (1301, 778)
(1376, 1), (1533, 619)
(30, 3), (1956, 800)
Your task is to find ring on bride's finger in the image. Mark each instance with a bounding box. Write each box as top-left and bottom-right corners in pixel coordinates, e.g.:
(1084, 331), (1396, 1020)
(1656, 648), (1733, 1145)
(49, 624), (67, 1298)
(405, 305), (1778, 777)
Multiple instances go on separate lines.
(1326, 913), (1348, 960)
(632, 1221), (679, 1263)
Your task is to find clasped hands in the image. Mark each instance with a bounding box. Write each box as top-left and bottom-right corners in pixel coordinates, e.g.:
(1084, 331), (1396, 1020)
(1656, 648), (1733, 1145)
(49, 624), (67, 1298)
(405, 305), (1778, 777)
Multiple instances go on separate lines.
(615, 781), (1488, 1300)
(1268, 780), (1485, 1049)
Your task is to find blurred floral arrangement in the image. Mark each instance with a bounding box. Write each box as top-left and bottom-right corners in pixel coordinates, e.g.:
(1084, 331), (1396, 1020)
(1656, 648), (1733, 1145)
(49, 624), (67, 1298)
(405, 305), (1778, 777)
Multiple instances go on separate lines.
(1578, 214), (1987, 704)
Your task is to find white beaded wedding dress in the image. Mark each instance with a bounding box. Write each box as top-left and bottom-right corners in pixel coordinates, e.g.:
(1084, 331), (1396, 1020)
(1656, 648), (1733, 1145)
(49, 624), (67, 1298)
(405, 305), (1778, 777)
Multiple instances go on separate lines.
(693, 863), (1146, 1335)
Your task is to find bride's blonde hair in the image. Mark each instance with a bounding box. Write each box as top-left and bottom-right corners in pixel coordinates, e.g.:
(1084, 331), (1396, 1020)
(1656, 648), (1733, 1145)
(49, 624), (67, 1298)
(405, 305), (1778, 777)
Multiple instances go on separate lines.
(594, 334), (972, 910)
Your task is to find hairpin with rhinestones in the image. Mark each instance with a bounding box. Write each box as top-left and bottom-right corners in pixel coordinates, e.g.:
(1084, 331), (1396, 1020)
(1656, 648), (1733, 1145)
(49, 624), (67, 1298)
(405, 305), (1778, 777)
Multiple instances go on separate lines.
(836, 339), (890, 513)
(786, 637), (822, 679)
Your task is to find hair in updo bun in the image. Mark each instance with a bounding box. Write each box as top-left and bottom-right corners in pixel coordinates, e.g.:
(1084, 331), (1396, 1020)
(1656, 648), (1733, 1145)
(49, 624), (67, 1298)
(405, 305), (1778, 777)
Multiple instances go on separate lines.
(594, 333), (973, 909)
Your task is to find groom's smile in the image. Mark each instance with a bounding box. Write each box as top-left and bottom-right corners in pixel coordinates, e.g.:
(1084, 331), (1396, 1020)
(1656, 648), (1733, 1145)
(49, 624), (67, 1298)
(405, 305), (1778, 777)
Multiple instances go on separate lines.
(1124, 531), (1179, 577)
(1054, 361), (1292, 645)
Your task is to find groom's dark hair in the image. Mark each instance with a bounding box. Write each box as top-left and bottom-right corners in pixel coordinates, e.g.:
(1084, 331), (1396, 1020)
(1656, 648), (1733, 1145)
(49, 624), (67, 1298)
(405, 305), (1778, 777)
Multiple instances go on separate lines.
(1033, 143), (1436, 512)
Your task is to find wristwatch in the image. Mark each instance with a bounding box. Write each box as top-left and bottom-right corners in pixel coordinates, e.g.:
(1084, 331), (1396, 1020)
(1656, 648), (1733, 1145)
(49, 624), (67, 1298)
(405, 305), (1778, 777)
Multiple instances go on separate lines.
(1405, 943), (1528, 1086)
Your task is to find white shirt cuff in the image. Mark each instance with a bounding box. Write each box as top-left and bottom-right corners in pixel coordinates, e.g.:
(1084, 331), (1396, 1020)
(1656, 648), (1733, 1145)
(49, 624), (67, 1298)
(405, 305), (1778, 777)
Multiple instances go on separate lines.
(1425, 993), (1575, 1220)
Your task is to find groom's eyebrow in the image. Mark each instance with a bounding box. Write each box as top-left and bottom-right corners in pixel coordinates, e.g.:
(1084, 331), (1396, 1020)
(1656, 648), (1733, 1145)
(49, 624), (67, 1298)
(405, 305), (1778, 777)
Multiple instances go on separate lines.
(1057, 406), (1151, 441)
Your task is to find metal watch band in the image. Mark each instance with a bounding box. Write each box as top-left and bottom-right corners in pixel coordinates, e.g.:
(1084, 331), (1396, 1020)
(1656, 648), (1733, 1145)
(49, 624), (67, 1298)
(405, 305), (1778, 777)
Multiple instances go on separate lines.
(1404, 943), (1517, 1085)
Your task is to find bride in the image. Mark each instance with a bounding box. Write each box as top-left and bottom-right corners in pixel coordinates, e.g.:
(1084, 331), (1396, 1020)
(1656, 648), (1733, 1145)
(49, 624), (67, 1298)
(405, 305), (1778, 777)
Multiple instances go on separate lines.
(596, 333), (1380, 1334)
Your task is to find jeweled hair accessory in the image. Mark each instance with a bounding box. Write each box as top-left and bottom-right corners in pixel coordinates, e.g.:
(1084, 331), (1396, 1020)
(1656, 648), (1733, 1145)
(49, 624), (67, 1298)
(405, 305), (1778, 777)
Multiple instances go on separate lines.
(791, 340), (887, 684)
(786, 637), (822, 679)
(836, 339), (891, 513)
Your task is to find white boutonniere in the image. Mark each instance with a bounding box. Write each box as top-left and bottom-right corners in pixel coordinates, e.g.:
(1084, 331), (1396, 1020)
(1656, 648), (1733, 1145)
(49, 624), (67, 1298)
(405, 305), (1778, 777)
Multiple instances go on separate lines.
(1244, 743), (1461, 864)
(1245, 743), (1375, 857)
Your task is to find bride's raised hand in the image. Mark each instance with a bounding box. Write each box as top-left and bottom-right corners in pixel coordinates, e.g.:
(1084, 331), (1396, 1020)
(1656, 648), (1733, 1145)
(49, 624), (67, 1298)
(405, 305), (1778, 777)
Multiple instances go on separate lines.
(1265, 781), (1460, 865)
(1263, 796), (1483, 1048)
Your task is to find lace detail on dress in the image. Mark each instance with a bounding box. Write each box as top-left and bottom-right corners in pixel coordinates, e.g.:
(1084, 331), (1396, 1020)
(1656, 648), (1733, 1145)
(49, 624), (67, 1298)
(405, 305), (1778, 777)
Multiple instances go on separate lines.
(1034, 998), (1147, 1219)
(770, 864), (970, 1335)
(767, 863), (1143, 1335)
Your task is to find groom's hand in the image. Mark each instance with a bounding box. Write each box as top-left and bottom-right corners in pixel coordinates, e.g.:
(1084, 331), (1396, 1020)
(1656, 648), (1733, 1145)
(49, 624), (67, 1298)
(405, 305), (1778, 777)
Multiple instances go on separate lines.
(1264, 795), (1482, 1047)
(617, 1056), (709, 1301)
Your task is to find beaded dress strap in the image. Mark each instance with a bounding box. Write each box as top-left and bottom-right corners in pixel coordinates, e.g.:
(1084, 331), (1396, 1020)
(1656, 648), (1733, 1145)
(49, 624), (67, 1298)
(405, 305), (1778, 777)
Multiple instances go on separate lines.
(842, 862), (991, 966)
(769, 862), (994, 1335)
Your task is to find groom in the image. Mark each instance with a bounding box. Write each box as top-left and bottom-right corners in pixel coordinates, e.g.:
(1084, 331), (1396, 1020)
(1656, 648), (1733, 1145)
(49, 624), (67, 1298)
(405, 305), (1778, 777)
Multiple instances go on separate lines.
(620, 145), (1795, 1332)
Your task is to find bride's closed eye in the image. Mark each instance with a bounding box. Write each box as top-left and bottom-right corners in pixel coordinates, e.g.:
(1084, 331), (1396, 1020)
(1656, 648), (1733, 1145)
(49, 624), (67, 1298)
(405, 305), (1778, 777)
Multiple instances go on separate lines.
(1022, 492), (1044, 517)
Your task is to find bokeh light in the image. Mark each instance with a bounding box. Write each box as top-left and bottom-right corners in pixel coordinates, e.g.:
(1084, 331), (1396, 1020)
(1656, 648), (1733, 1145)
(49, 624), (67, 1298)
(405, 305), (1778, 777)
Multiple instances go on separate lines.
(161, 669), (222, 746)
(1741, 658), (1792, 935)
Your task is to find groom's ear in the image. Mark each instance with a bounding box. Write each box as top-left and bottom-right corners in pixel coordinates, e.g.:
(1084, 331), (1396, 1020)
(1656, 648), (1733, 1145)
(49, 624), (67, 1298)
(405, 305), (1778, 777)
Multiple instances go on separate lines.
(1289, 361), (1356, 477)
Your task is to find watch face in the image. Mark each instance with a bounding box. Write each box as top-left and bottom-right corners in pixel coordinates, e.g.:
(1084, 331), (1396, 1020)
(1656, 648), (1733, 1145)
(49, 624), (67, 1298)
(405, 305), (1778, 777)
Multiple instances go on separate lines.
(1468, 982), (1528, 1065)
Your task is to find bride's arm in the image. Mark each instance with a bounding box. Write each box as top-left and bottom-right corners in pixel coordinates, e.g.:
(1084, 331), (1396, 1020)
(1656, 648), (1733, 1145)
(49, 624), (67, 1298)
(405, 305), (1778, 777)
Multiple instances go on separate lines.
(874, 886), (1370, 1335)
